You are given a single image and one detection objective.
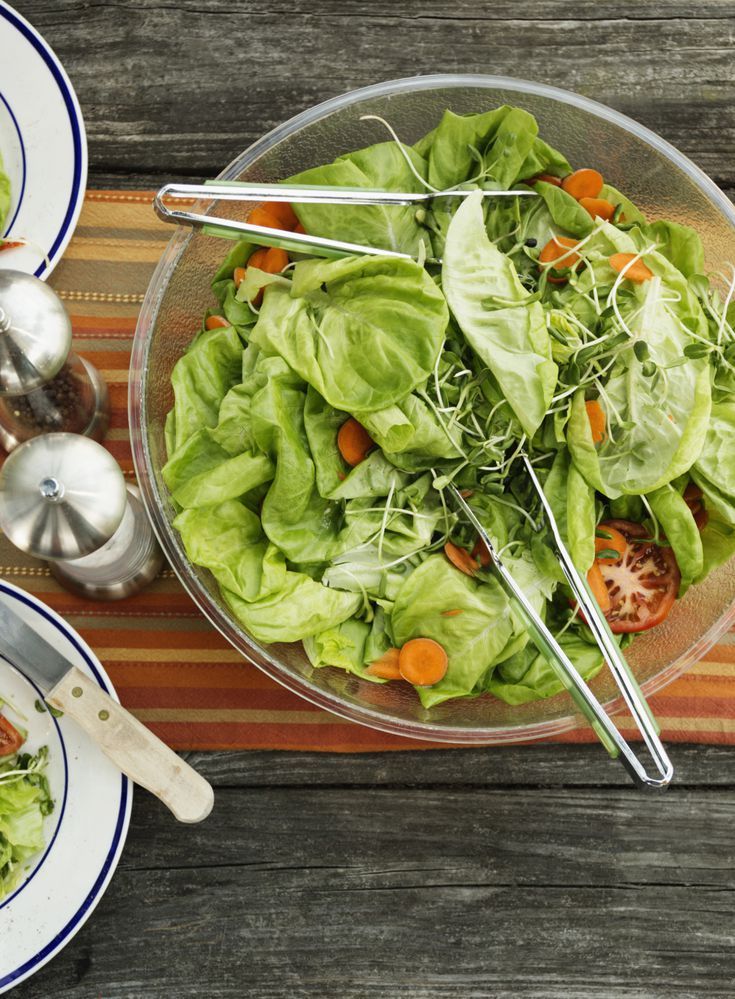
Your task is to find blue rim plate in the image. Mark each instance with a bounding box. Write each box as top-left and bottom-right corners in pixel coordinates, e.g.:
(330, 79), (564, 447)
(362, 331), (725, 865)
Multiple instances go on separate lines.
(0, 581), (131, 994)
(0, 1), (87, 279)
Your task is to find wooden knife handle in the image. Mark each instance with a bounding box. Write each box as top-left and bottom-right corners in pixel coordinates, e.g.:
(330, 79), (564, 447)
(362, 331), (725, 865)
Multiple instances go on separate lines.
(47, 666), (214, 823)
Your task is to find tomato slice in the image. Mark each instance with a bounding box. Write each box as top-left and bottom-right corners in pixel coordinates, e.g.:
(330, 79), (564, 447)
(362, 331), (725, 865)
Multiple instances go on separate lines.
(0, 715), (23, 756)
(593, 519), (681, 633)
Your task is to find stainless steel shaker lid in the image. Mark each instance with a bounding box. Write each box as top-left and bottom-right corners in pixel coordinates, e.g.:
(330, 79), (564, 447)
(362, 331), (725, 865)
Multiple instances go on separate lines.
(0, 270), (72, 395)
(0, 433), (128, 560)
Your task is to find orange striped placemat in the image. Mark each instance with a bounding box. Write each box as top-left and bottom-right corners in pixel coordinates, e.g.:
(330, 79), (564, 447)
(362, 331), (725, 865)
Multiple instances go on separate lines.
(2, 188), (732, 750)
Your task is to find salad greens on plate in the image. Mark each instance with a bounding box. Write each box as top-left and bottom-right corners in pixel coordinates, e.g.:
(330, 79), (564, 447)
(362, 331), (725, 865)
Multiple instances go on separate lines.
(163, 104), (735, 708)
(0, 702), (53, 898)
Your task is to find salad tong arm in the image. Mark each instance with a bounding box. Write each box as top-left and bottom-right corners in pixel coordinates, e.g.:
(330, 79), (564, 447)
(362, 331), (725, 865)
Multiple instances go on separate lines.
(520, 456), (673, 786)
(154, 181), (537, 261)
(448, 486), (673, 789)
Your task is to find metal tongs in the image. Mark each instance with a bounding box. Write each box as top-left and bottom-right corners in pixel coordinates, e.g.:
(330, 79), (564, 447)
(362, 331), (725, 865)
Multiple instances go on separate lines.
(450, 466), (673, 789)
(155, 180), (673, 788)
(154, 181), (538, 261)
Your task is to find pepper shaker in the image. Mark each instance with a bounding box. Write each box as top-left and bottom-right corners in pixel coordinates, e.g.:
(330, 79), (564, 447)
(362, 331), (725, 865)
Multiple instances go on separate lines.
(0, 270), (109, 451)
(0, 433), (164, 600)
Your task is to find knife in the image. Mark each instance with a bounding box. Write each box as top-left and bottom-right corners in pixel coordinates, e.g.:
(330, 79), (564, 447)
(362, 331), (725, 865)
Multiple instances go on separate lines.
(0, 601), (214, 823)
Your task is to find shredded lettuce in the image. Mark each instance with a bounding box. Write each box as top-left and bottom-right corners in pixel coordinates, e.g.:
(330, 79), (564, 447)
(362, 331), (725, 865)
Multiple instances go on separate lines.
(0, 742), (54, 898)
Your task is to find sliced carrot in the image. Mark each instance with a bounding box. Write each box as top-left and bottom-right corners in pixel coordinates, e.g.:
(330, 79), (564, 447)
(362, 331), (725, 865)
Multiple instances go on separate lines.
(579, 197), (616, 221)
(586, 561), (611, 614)
(247, 248), (269, 270)
(585, 399), (607, 446)
(205, 315), (230, 330)
(248, 204), (290, 231)
(337, 418), (374, 467)
(233, 266), (247, 288)
(562, 168), (604, 200)
(366, 647), (402, 680)
(294, 222), (307, 234)
(440, 608), (464, 617)
(594, 525), (627, 564)
(458, 489), (474, 499)
(609, 253), (654, 283)
(539, 236), (581, 270)
(261, 246), (289, 274)
(471, 537), (492, 569)
(399, 638), (449, 687)
(0, 240), (24, 252)
(444, 541), (479, 577)
(266, 201), (299, 229)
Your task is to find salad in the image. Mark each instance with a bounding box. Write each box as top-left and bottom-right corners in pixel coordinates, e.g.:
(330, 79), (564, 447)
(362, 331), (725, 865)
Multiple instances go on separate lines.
(0, 702), (54, 898)
(163, 104), (735, 709)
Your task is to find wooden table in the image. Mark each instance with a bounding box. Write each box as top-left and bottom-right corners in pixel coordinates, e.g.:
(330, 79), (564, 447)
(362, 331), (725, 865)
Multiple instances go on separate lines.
(11, 2), (735, 996)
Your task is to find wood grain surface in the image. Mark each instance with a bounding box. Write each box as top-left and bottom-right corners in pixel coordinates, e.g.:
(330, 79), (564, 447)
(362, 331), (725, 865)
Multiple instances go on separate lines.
(9, 2), (735, 996)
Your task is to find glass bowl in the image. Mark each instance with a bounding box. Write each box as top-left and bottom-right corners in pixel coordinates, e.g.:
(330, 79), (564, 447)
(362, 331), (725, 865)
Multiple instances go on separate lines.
(130, 74), (735, 745)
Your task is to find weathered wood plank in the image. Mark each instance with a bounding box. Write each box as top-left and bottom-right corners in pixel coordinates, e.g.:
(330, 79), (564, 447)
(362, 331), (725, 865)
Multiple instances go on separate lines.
(181, 744), (735, 789)
(14, 786), (735, 998)
(12, 1), (735, 184)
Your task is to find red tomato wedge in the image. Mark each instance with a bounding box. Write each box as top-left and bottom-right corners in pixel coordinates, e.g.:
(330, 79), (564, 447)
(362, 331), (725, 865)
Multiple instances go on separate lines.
(0, 715), (23, 756)
(594, 519), (681, 633)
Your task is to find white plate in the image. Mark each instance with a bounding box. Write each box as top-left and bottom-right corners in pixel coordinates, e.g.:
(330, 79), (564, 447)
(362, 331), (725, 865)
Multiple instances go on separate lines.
(0, 2), (87, 279)
(0, 581), (131, 993)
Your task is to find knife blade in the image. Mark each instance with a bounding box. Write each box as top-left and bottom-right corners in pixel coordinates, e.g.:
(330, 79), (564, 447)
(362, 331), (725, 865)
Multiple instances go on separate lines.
(0, 600), (77, 692)
(0, 599), (214, 823)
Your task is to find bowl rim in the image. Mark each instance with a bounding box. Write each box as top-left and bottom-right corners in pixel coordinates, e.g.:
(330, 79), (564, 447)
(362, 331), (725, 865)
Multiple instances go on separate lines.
(130, 72), (735, 745)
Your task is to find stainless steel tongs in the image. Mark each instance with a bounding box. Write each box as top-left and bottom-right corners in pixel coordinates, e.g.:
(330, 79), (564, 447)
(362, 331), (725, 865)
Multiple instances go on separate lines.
(155, 179), (673, 788)
(154, 181), (538, 260)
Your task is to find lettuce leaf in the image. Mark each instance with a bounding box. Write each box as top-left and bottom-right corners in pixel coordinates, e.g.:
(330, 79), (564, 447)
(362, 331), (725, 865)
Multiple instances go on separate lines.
(251, 255), (447, 414)
(442, 190), (558, 438)
(391, 554), (513, 708)
(287, 141), (430, 255)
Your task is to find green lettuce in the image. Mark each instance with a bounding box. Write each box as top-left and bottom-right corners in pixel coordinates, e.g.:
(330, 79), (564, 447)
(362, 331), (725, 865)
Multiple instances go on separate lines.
(391, 554), (513, 708)
(251, 255), (447, 413)
(442, 190), (558, 438)
(1, 746), (54, 898)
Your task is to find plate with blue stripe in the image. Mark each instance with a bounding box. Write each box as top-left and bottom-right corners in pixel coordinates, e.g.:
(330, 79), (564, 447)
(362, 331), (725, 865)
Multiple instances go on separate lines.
(0, 581), (131, 994)
(0, 2), (87, 280)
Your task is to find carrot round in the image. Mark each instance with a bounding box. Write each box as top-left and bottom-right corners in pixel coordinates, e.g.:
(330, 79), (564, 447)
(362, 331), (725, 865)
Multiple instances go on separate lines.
(247, 248), (269, 269)
(585, 399), (607, 445)
(609, 253), (654, 283)
(337, 418), (374, 467)
(444, 541), (479, 577)
(562, 168), (604, 200)
(586, 561), (611, 614)
(399, 638), (449, 687)
(266, 201), (299, 230)
(594, 525), (627, 564)
(579, 197), (616, 221)
(261, 246), (289, 274)
(539, 236), (581, 270)
(205, 315), (230, 330)
(233, 266), (246, 288)
(248, 204), (290, 231)
(366, 647), (402, 680)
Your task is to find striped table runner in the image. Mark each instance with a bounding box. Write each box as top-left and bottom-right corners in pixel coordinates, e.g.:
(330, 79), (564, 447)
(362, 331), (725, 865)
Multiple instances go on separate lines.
(1, 189), (732, 751)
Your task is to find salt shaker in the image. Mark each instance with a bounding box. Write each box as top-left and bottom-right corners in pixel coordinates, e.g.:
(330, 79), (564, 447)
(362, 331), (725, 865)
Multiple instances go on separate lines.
(0, 433), (164, 600)
(0, 270), (109, 451)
